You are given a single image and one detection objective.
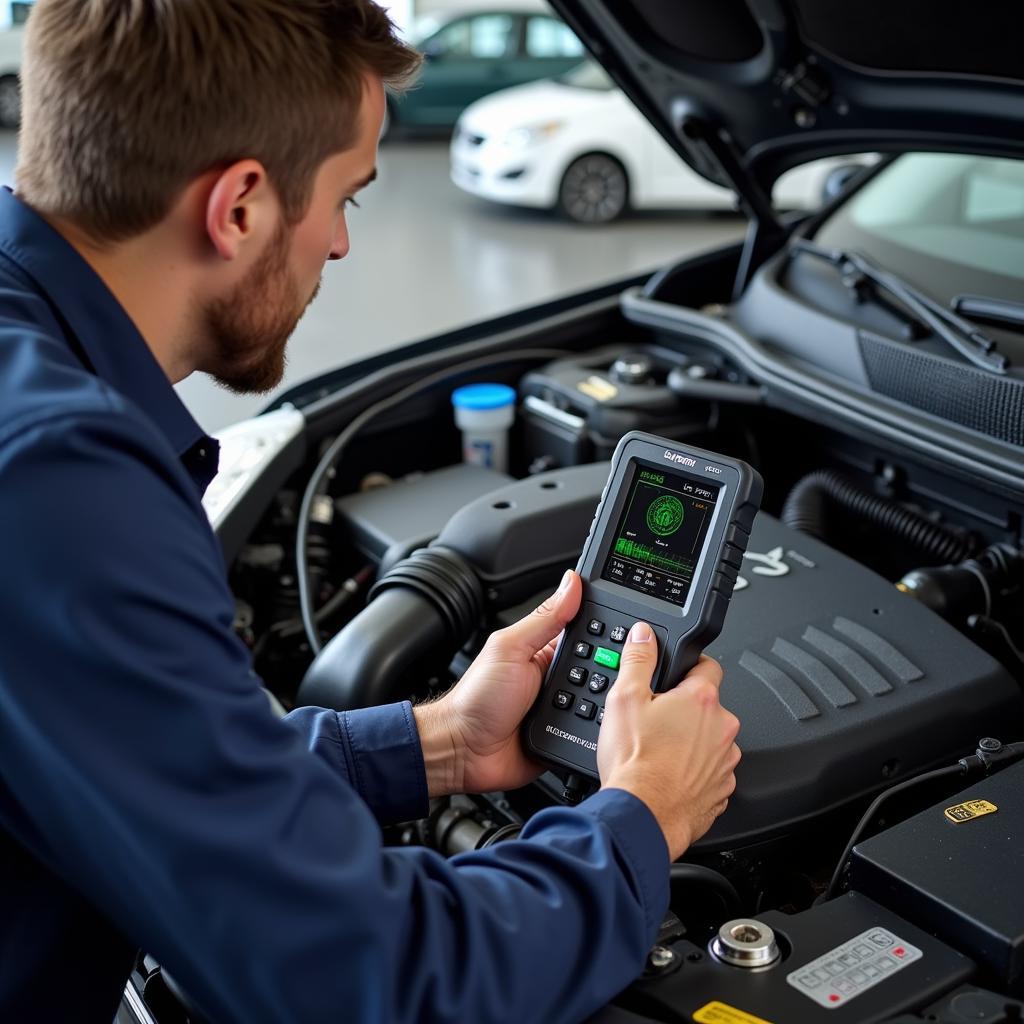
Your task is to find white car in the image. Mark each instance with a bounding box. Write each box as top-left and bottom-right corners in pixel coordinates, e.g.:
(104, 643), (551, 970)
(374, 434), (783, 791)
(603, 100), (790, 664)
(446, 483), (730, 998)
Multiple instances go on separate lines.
(451, 62), (861, 222)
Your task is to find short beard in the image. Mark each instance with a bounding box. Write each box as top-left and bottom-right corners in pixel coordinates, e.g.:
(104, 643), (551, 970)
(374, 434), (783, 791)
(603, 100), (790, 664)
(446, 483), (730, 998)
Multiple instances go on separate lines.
(203, 220), (318, 395)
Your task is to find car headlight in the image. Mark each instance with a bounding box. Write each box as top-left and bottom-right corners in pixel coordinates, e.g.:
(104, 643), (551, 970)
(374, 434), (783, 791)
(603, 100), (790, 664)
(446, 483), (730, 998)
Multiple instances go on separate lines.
(502, 121), (564, 149)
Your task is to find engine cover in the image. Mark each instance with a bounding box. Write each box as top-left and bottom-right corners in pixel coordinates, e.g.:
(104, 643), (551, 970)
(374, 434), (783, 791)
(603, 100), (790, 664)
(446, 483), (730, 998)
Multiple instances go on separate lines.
(700, 514), (1022, 850)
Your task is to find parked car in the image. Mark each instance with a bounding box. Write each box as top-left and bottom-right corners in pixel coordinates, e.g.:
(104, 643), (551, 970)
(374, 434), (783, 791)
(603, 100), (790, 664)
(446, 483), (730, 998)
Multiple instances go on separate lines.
(451, 61), (867, 222)
(387, 9), (584, 133)
(118, 2), (1024, 1021)
(0, 25), (23, 129)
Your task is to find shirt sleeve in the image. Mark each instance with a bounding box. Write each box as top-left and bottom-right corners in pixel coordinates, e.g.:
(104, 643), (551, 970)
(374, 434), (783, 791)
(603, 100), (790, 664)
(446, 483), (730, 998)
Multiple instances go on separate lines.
(282, 703), (430, 825)
(0, 409), (670, 1024)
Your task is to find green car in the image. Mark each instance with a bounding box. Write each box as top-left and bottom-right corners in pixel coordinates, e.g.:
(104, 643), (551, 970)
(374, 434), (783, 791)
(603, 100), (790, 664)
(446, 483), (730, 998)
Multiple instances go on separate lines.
(389, 9), (584, 132)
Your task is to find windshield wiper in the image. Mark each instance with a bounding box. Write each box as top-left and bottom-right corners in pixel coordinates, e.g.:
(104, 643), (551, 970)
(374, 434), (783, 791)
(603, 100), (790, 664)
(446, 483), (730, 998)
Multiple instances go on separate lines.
(790, 238), (1010, 375)
(953, 294), (1024, 333)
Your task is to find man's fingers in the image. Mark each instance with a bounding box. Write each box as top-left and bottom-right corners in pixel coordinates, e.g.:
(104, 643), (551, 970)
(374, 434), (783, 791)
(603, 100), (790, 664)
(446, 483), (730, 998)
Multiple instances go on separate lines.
(686, 654), (723, 690)
(532, 636), (561, 673)
(612, 621), (659, 698)
(495, 570), (581, 657)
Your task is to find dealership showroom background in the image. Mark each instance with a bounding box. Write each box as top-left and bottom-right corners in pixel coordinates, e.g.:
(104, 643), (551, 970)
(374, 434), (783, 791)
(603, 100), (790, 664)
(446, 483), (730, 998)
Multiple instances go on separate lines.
(0, 0), (749, 433)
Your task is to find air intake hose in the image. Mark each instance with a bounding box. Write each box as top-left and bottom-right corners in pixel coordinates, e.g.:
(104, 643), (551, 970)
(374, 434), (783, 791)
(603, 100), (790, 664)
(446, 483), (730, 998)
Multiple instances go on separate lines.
(782, 469), (975, 565)
(297, 547), (483, 711)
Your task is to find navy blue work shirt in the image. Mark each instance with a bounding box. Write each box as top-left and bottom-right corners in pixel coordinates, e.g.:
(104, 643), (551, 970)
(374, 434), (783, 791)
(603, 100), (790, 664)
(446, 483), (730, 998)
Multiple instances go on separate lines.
(0, 188), (670, 1023)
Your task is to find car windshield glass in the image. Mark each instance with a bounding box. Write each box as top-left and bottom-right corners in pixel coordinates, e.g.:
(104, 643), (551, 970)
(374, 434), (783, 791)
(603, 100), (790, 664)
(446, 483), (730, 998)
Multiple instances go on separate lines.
(557, 61), (614, 91)
(814, 153), (1024, 307)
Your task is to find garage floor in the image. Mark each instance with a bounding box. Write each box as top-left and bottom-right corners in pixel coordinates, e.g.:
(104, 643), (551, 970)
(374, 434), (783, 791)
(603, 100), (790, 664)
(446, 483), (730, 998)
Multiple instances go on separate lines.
(0, 135), (744, 433)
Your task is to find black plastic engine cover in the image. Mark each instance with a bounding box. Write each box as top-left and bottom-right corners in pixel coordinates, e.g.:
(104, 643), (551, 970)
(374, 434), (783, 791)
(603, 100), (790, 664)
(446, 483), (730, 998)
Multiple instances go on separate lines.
(699, 515), (1023, 850)
(426, 463), (1020, 851)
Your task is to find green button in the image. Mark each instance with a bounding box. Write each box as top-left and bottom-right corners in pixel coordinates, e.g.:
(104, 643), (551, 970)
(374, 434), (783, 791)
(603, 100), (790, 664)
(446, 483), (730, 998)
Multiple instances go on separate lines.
(594, 647), (620, 670)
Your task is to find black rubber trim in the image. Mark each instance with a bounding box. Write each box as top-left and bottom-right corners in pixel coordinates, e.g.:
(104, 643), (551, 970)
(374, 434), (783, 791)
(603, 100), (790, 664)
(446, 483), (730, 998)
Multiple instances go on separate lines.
(738, 650), (820, 721)
(803, 626), (893, 696)
(832, 617), (924, 683)
(771, 637), (859, 708)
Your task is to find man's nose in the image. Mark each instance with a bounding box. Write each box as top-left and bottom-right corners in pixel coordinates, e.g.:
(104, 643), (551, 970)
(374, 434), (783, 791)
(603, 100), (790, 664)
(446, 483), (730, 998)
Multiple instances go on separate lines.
(328, 223), (349, 261)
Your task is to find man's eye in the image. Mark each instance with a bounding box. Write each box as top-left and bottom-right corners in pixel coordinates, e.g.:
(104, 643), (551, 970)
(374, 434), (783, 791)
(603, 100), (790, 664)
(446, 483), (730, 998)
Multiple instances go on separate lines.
(344, 197), (360, 210)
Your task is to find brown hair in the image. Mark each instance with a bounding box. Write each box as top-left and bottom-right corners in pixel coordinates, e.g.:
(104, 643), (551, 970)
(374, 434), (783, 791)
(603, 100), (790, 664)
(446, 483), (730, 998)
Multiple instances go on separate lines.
(16, 0), (420, 242)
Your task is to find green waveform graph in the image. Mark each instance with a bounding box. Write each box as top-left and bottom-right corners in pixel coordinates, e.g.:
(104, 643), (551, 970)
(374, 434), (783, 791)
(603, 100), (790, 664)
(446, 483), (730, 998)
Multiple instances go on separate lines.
(613, 538), (692, 576)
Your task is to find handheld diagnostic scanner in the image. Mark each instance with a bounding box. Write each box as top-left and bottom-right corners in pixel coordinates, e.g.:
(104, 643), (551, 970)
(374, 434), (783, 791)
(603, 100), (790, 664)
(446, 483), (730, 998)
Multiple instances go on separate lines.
(523, 431), (763, 780)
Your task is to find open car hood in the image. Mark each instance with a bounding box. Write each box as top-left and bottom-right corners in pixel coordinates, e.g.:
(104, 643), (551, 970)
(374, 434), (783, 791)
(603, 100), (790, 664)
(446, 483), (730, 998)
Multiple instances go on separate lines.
(548, 0), (1024, 201)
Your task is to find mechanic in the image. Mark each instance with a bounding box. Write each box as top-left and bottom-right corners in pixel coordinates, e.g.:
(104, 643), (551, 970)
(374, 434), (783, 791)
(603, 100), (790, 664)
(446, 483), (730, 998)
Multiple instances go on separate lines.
(0, 2), (740, 1022)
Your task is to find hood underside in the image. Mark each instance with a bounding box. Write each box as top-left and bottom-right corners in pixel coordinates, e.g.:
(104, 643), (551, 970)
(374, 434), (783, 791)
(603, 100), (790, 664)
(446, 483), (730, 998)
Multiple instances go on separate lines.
(548, 0), (1024, 195)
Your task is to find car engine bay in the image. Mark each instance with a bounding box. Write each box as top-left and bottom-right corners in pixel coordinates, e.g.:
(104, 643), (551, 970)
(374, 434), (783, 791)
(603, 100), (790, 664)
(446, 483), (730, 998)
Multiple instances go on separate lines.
(172, 224), (1024, 1022)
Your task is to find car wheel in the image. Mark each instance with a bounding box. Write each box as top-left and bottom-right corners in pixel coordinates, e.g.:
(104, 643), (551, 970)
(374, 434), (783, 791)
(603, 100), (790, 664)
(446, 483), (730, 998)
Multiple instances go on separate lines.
(0, 75), (20, 130)
(557, 153), (629, 224)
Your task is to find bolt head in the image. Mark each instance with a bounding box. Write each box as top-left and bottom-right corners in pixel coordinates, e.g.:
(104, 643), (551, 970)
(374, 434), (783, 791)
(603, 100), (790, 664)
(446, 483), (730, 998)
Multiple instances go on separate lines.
(647, 946), (676, 970)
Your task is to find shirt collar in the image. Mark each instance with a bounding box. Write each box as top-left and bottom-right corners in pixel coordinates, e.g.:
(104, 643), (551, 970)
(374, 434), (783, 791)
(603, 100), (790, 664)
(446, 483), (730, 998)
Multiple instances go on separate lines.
(0, 187), (213, 467)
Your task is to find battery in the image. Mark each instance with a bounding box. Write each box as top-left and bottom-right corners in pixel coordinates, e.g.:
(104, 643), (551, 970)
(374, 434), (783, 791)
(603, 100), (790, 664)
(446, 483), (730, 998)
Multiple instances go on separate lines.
(851, 759), (1024, 993)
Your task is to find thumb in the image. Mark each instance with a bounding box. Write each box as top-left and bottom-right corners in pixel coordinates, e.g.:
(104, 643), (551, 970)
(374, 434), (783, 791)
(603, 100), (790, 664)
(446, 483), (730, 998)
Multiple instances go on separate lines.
(499, 569), (581, 657)
(615, 621), (659, 697)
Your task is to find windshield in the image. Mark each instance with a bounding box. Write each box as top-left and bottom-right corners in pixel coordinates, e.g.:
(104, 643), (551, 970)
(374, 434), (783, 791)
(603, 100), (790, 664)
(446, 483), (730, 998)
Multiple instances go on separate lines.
(814, 153), (1024, 306)
(557, 61), (614, 91)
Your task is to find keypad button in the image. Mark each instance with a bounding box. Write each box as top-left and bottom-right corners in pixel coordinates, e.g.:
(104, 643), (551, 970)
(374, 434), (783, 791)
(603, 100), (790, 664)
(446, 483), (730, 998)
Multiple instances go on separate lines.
(609, 625), (628, 643)
(587, 619), (604, 636)
(594, 647), (620, 670)
(553, 690), (573, 710)
(573, 641), (593, 659)
(588, 673), (609, 693)
(574, 698), (596, 720)
(597, 706), (605, 725)
(568, 666), (588, 686)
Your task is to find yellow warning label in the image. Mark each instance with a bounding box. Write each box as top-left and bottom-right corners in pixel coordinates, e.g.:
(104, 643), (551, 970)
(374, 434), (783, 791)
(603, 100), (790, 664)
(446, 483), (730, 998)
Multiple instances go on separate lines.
(577, 375), (618, 401)
(944, 799), (998, 823)
(693, 1002), (774, 1024)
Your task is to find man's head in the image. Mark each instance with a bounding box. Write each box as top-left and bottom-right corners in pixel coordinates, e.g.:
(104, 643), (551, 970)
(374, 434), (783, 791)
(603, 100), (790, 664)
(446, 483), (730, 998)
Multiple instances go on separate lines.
(16, 0), (419, 392)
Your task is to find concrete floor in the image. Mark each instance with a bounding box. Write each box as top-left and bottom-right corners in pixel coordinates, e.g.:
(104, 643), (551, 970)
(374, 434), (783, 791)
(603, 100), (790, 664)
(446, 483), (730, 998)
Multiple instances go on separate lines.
(0, 134), (743, 433)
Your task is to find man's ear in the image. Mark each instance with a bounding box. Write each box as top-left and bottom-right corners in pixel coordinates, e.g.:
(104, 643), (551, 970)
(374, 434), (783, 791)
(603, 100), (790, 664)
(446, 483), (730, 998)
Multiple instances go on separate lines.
(204, 160), (277, 261)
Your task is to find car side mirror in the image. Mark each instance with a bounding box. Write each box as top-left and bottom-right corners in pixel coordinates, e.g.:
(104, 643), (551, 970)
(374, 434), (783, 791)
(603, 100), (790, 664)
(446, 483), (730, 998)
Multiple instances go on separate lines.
(821, 163), (864, 203)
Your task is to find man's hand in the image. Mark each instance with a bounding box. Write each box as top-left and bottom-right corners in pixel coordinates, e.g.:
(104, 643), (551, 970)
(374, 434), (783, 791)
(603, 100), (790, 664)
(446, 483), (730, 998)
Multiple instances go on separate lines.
(597, 623), (740, 860)
(413, 570), (582, 797)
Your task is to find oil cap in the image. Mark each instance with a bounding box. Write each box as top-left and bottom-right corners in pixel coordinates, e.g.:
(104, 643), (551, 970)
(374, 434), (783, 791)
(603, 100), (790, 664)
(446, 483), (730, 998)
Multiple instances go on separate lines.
(710, 919), (781, 969)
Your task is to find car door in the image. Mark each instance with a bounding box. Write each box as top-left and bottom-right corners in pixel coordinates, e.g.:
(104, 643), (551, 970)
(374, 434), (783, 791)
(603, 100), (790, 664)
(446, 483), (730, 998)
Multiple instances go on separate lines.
(410, 13), (521, 127)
